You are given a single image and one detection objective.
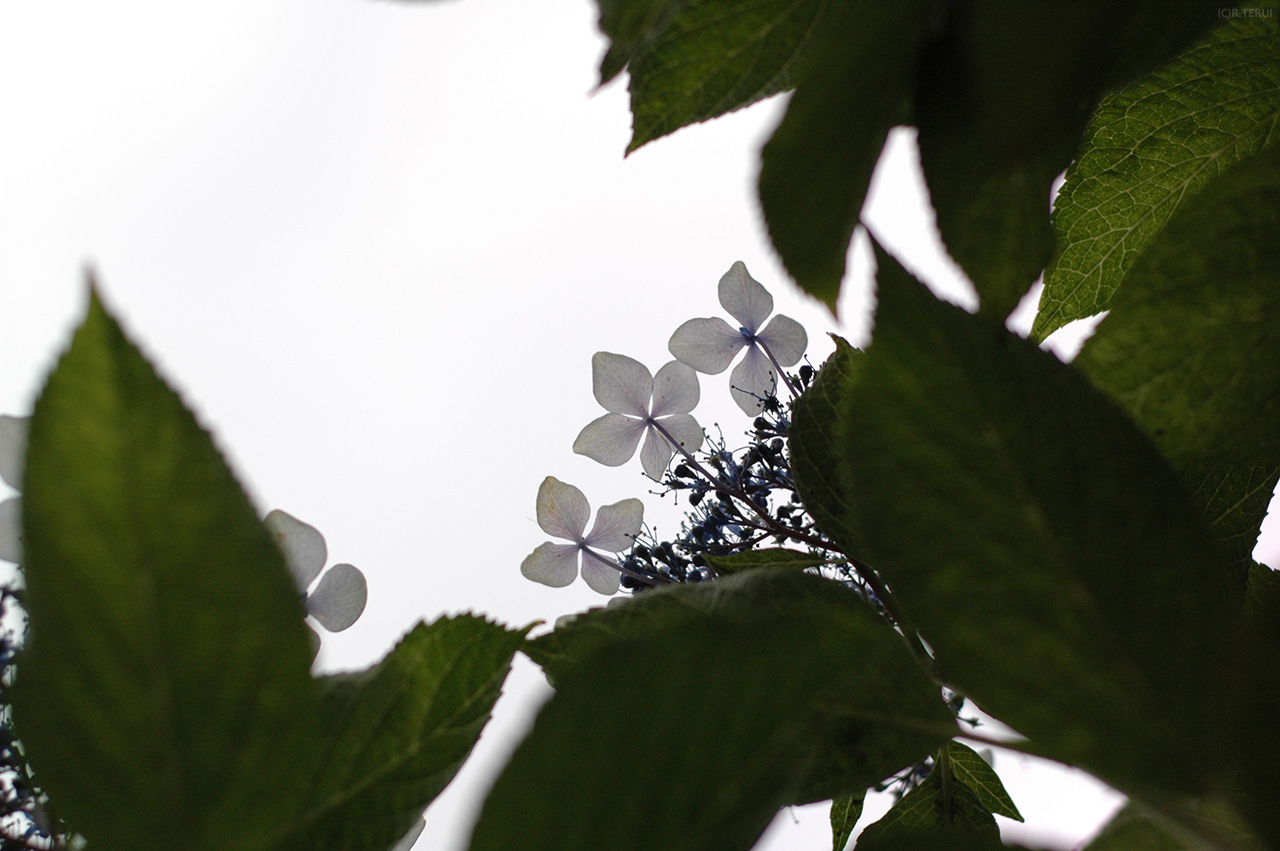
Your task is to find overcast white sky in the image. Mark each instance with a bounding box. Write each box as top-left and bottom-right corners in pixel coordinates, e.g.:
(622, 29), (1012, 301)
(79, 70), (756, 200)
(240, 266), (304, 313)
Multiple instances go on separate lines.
(2, 2), (1274, 849)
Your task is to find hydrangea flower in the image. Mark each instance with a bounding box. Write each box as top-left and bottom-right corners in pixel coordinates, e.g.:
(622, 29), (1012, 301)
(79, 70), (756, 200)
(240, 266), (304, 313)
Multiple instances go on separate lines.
(0, 415), (28, 565)
(572, 352), (703, 480)
(521, 476), (642, 596)
(264, 509), (367, 632)
(668, 261), (807, 415)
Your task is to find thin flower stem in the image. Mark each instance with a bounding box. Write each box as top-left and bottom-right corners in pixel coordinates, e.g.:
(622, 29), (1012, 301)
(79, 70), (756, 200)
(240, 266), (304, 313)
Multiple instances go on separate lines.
(756, 340), (801, 401)
(593, 547), (666, 585)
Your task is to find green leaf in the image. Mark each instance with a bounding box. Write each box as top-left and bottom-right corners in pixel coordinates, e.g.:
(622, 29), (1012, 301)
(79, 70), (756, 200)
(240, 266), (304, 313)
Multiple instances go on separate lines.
(617, 0), (829, 152)
(945, 741), (1021, 823)
(1085, 799), (1268, 850)
(273, 616), (529, 851)
(480, 571), (954, 851)
(703, 547), (828, 575)
(787, 336), (867, 557)
(915, 1), (1220, 319)
(1074, 143), (1280, 585)
(594, 0), (686, 86)
(1037, 9), (1280, 338)
(830, 791), (865, 851)
(1084, 804), (1193, 850)
(757, 1), (938, 310)
(11, 289), (319, 851)
(854, 758), (1001, 851)
(842, 241), (1239, 794)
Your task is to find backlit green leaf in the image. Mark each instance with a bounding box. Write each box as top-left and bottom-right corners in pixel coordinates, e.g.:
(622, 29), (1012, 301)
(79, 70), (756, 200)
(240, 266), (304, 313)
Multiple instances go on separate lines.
(830, 791), (865, 851)
(855, 758), (1001, 851)
(915, 1), (1219, 319)
(1075, 143), (1280, 586)
(841, 241), (1238, 794)
(704, 547), (828, 575)
(757, 1), (938, 310)
(1036, 9), (1280, 337)
(946, 741), (1021, 823)
(787, 336), (867, 557)
(481, 571), (954, 851)
(12, 289), (318, 851)
(617, 0), (829, 152)
(273, 616), (529, 851)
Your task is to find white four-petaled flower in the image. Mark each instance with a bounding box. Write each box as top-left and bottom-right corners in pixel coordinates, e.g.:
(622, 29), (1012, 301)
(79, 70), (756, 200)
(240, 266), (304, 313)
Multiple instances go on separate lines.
(521, 476), (642, 596)
(265, 509), (368, 632)
(669, 261), (807, 415)
(0, 415), (28, 565)
(573, 352), (703, 480)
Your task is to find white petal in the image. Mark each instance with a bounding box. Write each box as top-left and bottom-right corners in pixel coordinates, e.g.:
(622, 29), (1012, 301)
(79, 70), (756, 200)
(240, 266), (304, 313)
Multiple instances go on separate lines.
(0, 497), (21, 564)
(656, 414), (704, 456)
(757, 314), (808, 366)
(585, 497), (643, 552)
(668, 317), (744, 374)
(390, 818), (426, 851)
(572, 414), (646, 467)
(591, 352), (653, 418)
(264, 509), (326, 591)
(306, 563), (367, 631)
(729, 345), (776, 415)
(639, 425), (676, 481)
(0, 416), (29, 491)
(534, 476), (590, 540)
(650, 360), (700, 418)
(580, 550), (621, 595)
(717, 261), (773, 333)
(521, 542), (581, 587)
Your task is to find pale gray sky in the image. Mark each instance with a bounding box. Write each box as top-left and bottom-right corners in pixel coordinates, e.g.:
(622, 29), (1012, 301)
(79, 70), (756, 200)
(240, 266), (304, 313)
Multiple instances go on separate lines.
(2, 2), (1270, 849)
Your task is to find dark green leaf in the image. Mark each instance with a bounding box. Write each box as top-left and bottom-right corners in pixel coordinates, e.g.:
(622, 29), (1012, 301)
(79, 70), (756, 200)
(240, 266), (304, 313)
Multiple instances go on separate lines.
(842, 241), (1238, 793)
(1084, 804), (1192, 850)
(620, 0), (829, 152)
(855, 758), (1001, 851)
(595, 0), (687, 86)
(915, 1), (1220, 319)
(703, 546), (827, 575)
(1239, 561), (1280, 846)
(273, 616), (529, 851)
(1037, 9), (1280, 338)
(1074, 143), (1280, 585)
(945, 741), (1021, 823)
(479, 572), (954, 851)
(758, 1), (938, 310)
(1085, 799), (1268, 850)
(787, 336), (867, 557)
(830, 791), (865, 851)
(12, 289), (319, 851)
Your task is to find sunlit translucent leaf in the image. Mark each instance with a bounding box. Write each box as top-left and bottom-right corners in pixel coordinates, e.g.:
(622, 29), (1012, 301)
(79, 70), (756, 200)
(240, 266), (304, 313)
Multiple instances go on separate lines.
(606, 0), (828, 152)
(830, 791), (864, 851)
(842, 242), (1238, 794)
(854, 760), (1001, 851)
(703, 547), (827, 575)
(516, 572), (953, 826)
(11, 290), (319, 851)
(914, 2), (1219, 319)
(1037, 9), (1280, 338)
(274, 616), (529, 851)
(787, 336), (867, 558)
(758, 2), (936, 310)
(1073, 143), (1280, 586)
(946, 741), (1021, 823)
